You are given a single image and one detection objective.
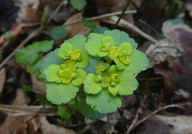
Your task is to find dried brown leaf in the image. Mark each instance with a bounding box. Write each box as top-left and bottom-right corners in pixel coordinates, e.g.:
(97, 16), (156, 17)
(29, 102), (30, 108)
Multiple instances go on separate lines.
(0, 24), (30, 45)
(64, 13), (100, 38)
(156, 115), (192, 134)
(40, 117), (76, 134)
(0, 88), (72, 134)
(146, 39), (182, 67)
(135, 115), (170, 134)
(145, 21), (192, 97)
(17, 0), (41, 23)
(31, 74), (46, 95)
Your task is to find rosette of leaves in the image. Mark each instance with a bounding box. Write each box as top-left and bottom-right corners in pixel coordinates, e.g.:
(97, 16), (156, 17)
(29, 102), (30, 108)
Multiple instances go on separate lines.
(41, 30), (150, 118)
(85, 30), (149, 73)
(84, 65), (138, 113)
(41, 35), (88, 104)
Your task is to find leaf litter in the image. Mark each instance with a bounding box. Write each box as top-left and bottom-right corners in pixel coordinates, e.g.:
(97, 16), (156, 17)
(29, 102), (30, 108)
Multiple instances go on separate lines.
(1, 0), (192, 134)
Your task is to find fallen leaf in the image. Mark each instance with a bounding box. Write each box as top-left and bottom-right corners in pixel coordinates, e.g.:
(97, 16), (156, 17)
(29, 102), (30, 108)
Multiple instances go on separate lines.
(17, 0), (41, 23)
(64, 13), (100, 38)
(0, 68), (6, 94)
(0, 105), (57, 116)
(145, 39), (182, 67)
(0, 88), (74, 134)
(12, 89), (26, 106)
(144, 21), (192, 98)
(156, 115), (192, 134)
(17, 0), (72, 23)
(40, 117), (76, 134)
(31, 74), (46, 95)
(0, 23), (30, 45)
(135, 115), (170, 134)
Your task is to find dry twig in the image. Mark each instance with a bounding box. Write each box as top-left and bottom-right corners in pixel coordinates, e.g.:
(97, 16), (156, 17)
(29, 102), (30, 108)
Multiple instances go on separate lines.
(127, 107), (141, 133)
(115, 0), (133, 26)
(103, 16), (158, 43)
(126, 104), (185, 133)
(0, 105), (56, 116)
(63, 10), (137, 27)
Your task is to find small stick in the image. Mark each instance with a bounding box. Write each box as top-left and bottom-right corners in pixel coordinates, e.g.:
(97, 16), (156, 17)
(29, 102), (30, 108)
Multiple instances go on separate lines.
(115, 0), (133, 27)
(63, 10), (137, 27)
(48, 0), (68, 22)
(103, 16), (158, 43)
(126, 104), (185, 133)
(64, 104), (84, 122)
(88, 10), (136, 21)
(127, 107), (141, 133)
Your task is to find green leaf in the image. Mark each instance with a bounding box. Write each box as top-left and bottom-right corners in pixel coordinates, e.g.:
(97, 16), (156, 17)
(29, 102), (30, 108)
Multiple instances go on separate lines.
(85, 33), (103, 56)
(36, 73), (46, 82)
(36, 40), (54, 52)
(21, 83), (31, 96)
(108, 86), (119, 96)
(168, 18), (182, 24)
(15, 49), (39, 65)
(46, 83), (79, 104)
(57, 105), (72, 120)
(72, 69), (86, 86)
(102, 36), (115, 46)
(114, 58), (125, 70)
(84, 57), (99, 73)
(70, 0), (87, 11)
(15, 40), (54, 64)
(44, 64), (61, 83)
(172, 0), (180, 4)
(41, 49), (64, 78)
(50, 26), (68, 40)
(84, 74), (102, 94)
(4, 32), (13, 39)
(125, 50), (150, 74)
(40, 6), (49, 26)
(27, 60), (43, 73)
(91, 27), (109, 34)
(67, 34), (86, 51)
(86, 90), (122, 113)
(57, 100), (78, 120)
(78, 98), (106, 120)
(58, 42), (73, 59)
(104, 30), (138, 49)
(83, 19), (97, 29)
(77, 51), (90, 68)
(117, 73), (138, 96)
(119, 42), (133, 55)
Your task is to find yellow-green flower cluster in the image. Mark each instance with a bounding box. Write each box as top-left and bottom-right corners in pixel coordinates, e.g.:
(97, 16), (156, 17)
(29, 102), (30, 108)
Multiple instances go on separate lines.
(42, 30), (149, 114)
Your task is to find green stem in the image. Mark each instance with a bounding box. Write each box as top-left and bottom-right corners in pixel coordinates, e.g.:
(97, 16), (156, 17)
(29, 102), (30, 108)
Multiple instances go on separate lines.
(64, 104), (84, 122)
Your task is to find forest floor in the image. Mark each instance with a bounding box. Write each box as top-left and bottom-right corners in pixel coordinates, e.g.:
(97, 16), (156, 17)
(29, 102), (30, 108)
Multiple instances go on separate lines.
(0, 0), (192, 134)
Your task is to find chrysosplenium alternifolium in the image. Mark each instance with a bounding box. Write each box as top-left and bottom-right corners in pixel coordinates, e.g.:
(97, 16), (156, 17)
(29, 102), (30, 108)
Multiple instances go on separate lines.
(41, 30), (149, 114)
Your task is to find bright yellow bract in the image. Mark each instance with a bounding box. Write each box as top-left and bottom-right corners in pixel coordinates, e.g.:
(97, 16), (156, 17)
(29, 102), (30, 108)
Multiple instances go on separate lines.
(95, 61), (109, 71)
(95, 73), (120, 88)
(61, 60), (77, 70)
(70, 49), (81, 61)
(58, 68), (75, 84)
(108, 47), (120, 59)
(119, 52), (130, 64)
